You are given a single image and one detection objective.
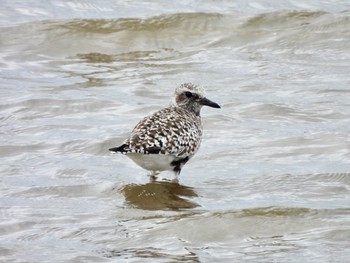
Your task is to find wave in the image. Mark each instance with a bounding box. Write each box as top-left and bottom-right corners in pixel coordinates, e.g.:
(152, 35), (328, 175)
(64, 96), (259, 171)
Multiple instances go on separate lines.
(1, 11), (349, 61)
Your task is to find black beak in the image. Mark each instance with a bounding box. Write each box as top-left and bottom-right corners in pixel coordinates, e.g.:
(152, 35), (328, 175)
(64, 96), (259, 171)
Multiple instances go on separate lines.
(200, 97), (221, 108)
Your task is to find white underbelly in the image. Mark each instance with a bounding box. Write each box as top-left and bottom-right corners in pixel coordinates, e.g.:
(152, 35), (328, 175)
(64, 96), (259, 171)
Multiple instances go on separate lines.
(126, 153), (176, 172)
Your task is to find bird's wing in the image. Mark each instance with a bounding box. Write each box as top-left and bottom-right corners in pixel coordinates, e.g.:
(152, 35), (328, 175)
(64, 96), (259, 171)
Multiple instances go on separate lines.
(122, 107), (202, 157)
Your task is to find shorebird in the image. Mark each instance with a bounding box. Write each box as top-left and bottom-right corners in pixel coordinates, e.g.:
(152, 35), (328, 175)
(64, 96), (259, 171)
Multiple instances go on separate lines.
(109, 83), (220, 182)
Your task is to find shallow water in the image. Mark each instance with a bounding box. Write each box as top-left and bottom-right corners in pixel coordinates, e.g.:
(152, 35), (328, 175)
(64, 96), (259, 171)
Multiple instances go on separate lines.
(1, 1), (350, 262)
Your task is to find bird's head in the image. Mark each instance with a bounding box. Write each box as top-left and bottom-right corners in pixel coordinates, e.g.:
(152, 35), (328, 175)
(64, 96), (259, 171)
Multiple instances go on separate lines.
(174, 83), (220, 115)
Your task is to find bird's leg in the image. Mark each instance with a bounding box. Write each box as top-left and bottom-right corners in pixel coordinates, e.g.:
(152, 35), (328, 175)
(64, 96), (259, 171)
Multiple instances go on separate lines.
(171, 171), (180, 184)
(148, 171), (159, 183)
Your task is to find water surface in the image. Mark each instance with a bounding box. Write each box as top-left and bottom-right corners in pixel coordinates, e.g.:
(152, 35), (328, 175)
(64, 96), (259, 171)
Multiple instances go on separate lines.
(1, 1), (350, 262)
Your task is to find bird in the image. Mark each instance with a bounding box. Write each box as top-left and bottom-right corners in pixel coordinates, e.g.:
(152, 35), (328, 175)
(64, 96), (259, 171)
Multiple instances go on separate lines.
(109, 82), (220, 182)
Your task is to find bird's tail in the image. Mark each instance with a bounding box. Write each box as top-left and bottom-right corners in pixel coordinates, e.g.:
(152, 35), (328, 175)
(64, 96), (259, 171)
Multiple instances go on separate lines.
(109, 144), (128, 153)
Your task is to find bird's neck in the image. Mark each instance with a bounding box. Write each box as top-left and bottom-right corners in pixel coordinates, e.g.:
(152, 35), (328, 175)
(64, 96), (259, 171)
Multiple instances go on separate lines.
(171, 103), (201, 117)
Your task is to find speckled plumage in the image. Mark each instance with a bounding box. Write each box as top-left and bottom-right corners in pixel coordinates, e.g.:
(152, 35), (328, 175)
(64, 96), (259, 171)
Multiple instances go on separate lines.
(109, 83), (220, 180)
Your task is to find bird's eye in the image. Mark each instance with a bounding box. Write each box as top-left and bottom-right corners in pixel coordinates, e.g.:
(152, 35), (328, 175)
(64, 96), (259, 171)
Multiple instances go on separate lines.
(184, 91), (193, 98)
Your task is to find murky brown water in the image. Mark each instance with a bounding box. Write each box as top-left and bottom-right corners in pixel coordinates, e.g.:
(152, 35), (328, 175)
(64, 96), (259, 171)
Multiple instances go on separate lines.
(1, 1), (350, 262)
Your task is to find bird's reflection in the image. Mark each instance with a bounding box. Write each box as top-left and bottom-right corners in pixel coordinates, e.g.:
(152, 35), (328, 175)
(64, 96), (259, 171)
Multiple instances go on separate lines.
(121, 181), (199, 210)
